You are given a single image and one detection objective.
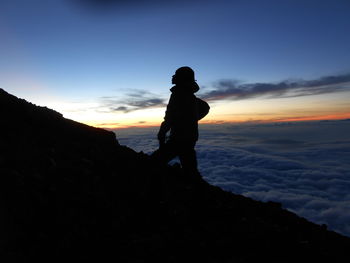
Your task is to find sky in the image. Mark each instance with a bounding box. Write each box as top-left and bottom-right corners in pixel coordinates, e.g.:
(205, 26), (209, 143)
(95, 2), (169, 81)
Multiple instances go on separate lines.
(116, 120), (350, 237)
(1, 0), (350, 127)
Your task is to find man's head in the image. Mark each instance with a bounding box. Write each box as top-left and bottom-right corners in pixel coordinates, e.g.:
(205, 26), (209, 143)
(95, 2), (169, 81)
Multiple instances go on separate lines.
(172, 66), (195, 84)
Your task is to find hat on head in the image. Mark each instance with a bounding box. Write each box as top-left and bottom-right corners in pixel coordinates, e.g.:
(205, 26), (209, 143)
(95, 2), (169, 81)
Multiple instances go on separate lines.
(174, 66), (196, 82)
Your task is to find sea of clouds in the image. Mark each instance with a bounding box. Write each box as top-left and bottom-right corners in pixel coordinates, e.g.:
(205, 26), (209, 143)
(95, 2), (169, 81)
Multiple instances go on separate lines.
(114, 120), (350, 237)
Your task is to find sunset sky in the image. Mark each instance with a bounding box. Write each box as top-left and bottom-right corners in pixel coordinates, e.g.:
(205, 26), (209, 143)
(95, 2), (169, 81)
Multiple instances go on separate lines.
(1, 0), (350, 128)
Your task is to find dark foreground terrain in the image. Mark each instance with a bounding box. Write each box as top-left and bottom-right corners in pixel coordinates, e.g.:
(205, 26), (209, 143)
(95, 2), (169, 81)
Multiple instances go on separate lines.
(1, 88), (349, 262)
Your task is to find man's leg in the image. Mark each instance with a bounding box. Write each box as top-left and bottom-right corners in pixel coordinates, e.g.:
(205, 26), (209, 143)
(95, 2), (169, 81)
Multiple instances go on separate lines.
(151, 140), (178, 165)
(149, 140), (180, 202)
(178, 142), (199, 175)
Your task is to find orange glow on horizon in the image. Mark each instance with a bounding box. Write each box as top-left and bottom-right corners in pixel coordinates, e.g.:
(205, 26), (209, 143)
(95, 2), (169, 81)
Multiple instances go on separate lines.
(267, 112), (350, 123)
(85, 112), (350, 129)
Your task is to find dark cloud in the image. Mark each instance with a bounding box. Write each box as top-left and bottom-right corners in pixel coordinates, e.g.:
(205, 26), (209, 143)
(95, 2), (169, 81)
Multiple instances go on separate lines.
(75, 0), (203, 5)
(304, 74), (350, 87)
(201, 73), (350, 101)
(97, 122), (120, 127)
(128, 98), (164, 108)
(113, 106), (128, 112)
(71, 0), (204, 12)
(100, 90), (166, 113)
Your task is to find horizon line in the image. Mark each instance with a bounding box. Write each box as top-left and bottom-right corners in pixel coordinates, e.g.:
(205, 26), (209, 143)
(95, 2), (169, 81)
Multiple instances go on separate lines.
(87, 113), (350, 130)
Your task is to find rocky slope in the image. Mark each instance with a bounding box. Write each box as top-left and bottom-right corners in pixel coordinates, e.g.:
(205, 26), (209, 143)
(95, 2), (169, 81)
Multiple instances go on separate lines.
(0, 88), (349, 262)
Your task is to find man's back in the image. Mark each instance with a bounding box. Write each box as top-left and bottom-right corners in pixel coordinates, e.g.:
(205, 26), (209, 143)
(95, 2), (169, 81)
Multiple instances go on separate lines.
(165, 85), (198, 142)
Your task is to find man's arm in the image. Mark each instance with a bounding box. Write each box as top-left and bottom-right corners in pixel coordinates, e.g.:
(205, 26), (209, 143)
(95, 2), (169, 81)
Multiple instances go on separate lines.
(157, 120), (170, 147)
(157, 94), (175, 147)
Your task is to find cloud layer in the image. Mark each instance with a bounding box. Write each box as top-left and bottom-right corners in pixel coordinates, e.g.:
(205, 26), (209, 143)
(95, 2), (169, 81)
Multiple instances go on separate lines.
(115, 120), (350, 237)
(100, 90), (165, 113)
(96, 73), (350, 115)
(200, 73), (350, 101)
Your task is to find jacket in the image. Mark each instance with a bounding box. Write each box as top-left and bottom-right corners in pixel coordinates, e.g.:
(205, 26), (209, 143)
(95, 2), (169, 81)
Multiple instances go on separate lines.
(159, 83), (199, 142)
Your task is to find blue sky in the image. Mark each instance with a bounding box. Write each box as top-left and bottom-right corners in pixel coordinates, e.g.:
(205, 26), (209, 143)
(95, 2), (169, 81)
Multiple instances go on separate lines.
(1, 0), (350, 126)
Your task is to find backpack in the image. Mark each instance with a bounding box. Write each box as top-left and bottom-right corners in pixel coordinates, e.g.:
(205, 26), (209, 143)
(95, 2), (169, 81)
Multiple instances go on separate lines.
(196, 97), (210, 120)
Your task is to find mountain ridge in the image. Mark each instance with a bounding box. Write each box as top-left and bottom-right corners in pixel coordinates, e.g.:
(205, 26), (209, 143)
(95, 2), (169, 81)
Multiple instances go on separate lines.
(1, 88), (349, 262)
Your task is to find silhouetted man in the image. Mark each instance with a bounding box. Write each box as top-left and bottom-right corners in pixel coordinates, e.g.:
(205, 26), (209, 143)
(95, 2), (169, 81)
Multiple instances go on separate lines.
(152, 66), (201, 179)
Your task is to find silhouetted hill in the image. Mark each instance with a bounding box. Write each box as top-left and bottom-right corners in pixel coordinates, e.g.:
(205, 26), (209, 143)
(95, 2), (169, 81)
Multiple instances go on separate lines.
(1, 88), (349, 262)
